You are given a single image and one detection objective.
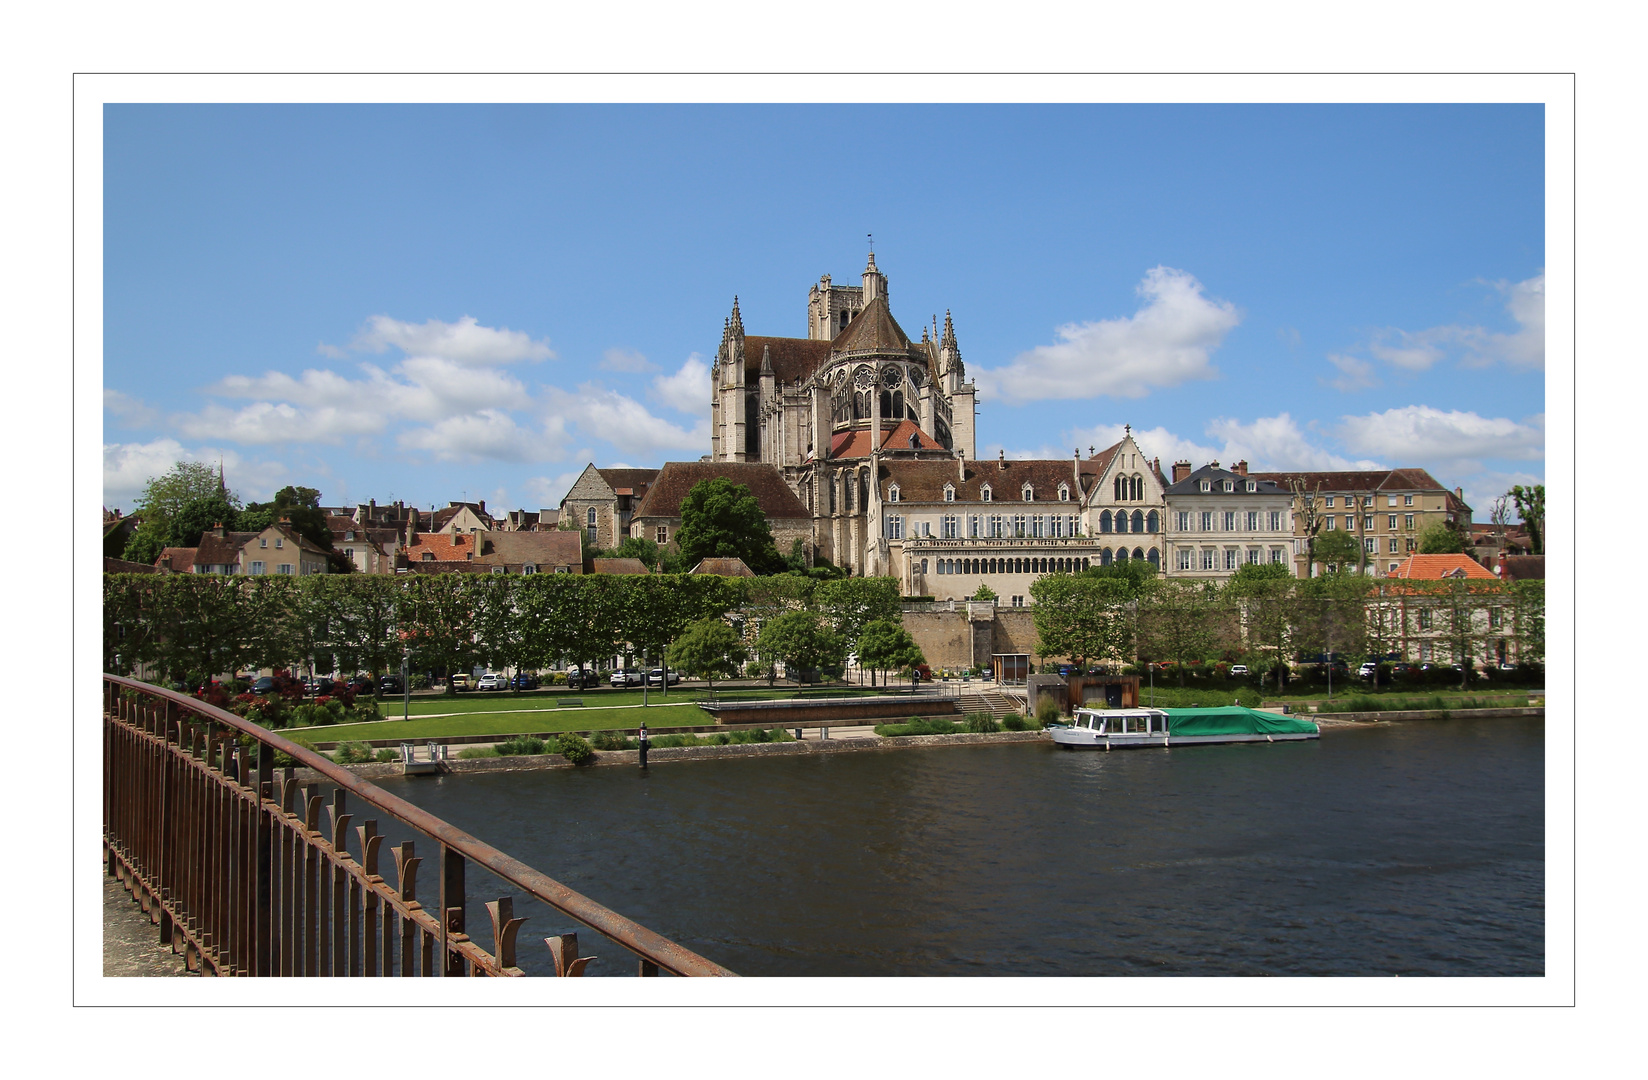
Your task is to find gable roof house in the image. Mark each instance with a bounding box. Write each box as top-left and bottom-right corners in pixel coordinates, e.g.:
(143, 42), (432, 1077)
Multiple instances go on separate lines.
(627, 461), (812, 565)
(1249, 467), (1472, 579)
(473, 529), (583, 574)
(557, 465), (661, 551)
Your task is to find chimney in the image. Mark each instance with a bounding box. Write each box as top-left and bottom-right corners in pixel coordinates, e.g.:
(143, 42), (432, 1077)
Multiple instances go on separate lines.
(1172, 460), (1192, 483)
(1234, 460), (1248, 476)
(957, 450), (966, 482)
(479, 499), (486, 515)
(408, 507), (419, 540)
(998, 448), (1007, 471)
(160, 554), (172, 571)
(1074, 448), (1082, 484)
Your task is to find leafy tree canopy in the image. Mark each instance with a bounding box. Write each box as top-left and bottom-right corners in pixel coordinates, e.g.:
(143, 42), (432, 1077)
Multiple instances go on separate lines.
(1223, 561), (1295, 596)
(969, 583), (998, 601)
(241, 485), (333, 553)
(594, 535), (662, 570)
(666, 617), (747, 693)
(1312, 527), (1364, 569)
(1080, 558), (1159, 596)
(756, 610), (845, 679)
(1509, 484), (1544, 555)
(1418, 519), (1465, 554)
(856, 618), (925, 677)
(674, 478), (783, 574)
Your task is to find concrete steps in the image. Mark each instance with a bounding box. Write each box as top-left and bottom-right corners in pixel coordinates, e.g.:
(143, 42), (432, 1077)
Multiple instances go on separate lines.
(957, 690), (1022, 721)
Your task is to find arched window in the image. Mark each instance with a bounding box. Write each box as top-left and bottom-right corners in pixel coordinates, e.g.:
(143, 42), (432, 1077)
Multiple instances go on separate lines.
(1147, 548), (1160, 567)
(1147, 510), (1160, 532)
(1131, 510), (1145, 533)
(1116, 547), (1129, 562)
(1022, 484), (1034, 501)
(1114, 477), (1124, 500)
(888, 484), (900, 503)
(1115, 511), (1128, 534)
(1101, 548), (1113, 566)
(980, 484), (993, 502)
(1100, 510), (1112, 533)
(943, 484), (955, 502)
(1131, 475), (1143, 500)
(860, 475), (869, 510)
(1058, 484), (1069, 502)
(892, 390), (904, 417)
(1134, 547), (1145, 561)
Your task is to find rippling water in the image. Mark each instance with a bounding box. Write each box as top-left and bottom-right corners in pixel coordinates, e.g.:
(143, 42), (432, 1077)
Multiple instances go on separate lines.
(373, 716), (1543, 977)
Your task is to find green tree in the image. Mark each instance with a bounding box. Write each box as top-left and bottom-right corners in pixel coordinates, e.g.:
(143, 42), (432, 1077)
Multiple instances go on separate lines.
(1029, 574), (1135, 669)
(756, 610), (845, 683)
(969, 583), (998, 602)
(856, 618), (925, 690)
(399, 575), (481, 692)
(239, 485), (343, 568)
(667, 617), (747, 697)
(593, 534), (662, 570)
(1418, 519), (1465, 554)
(674, 477), (784, 574)
(1313, 527), (1365, 571)
(1080, 558), (1158, 597)
(1509, 484), (1544, 555)
(816, 577), (901, 648)
(1136, 578), (1221, 685)
(1224, 566), (1298, 693)
(315, 575), (403, 691)
(1511, 579), (1544, 667)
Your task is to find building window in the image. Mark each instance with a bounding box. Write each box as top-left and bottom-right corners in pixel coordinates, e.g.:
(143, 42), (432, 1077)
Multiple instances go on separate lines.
(1387, 496), (1398, 507)
(345, 548), (355, 561)
(1388, 515), (1398, 531)
(1146, 510), (1159, 532)
(1199, 480), (1211, 493)
(1224, 549), (1239, 570)
(1364, 537), (1377, 554)
(1012, 514), (1027, 537)
(656, 526), (668, 544)
(345, 530), (355, 541)
(1222, 480), (1234, 493)
(1389, 563), (1400, 573)
(1200, 511), (1213, 532)
(1406, 537), (1417, 552)
(491, 565), (505, 575)
(259, 538), (268, 548)
(1223, 511), (1236, 531)
(1325, 496), (1335, 508)
(1100, 510), (1113, 533)
(888, 484), (900, 503)
(1325, 516), (1336, 530)
(1176, 511), (1190, 531)
(1247, 548), (1261, 564)
(968, 515), (980, 537)
(989, 515), (1004, 538)
(275, 537), (284, 549)
(981, 484), (992, 502)
(1404, 494), (1415, 506)
(277, 563), (294, 575)
(1270, 548), (1285, 564)
(943, 484), (955, 502)
(1065, 515), (1078, 538)
(524, 564), (537, 575)
(1176, 548), (1193, 570)
(1364, 515), (1374, 530)
(1418, 609), (1433, 630)
(942, 515), (958, 539)
(1022, 484), (1034, 501)
(1405, 514), (1415, 530)
(887, 516), (904, 539)
(1200, 549), (1216, 570)
(1030, 515), (1045, 538)
(1269, 511), (1282, 531)
(1246, 481), (1257, 493)
(1011, 595), (1025, 607)
(1058, 485), (1069, 502)
(1050, 515), (1063, 538)
(250, 561), (265, 575)
(1388, 538), (1399, 553)
(1489, 608), (1504, 629)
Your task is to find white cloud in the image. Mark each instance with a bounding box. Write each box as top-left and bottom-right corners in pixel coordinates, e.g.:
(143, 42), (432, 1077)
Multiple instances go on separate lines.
(1368, 329), (1449, 371)
(1336, 406), (1544, 466)
(1325, 353), (1379, 392)
(1456, 469), (1546, 522)
(976, 267), (1240, 403)
(346, 314), (554, 366)
(552, 383), (712, 457)
(397, 409), (571, 463)
(1208, 413), (1383, 472)
(104, 388), (159, 428)
(1062, 423), (1220, 471)
(175, 401), (387, 445)
(523, 470), (587, 510)
(1358, 271), (1545, 374)
(102, 438), (288, 509)
(650, 353), (711, 417)
(600, 347), (658, 374)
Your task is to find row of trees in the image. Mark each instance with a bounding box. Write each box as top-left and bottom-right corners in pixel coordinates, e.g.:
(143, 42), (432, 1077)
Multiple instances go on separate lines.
(1030, 562), (1544, 691)
(104, 570), (909, 694)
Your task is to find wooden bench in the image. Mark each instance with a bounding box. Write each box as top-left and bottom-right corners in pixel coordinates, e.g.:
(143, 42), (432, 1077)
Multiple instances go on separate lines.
(556, 698), (584, 708)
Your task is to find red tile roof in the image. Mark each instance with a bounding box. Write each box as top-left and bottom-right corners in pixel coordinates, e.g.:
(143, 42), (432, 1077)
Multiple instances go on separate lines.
(828, 420), (948, 458)
(1386, 554), (1495, 579)
(476, 530), (582, 568)
(156, 547), (198, 572)
(401, 532), (479, 562)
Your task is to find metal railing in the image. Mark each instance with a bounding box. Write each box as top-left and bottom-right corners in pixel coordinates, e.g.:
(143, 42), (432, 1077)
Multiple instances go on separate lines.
(103, 674), (735, 977)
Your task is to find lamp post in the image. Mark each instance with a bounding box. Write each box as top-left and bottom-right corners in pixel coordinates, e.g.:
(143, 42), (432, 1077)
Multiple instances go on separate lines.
(401, 646), (410, 721)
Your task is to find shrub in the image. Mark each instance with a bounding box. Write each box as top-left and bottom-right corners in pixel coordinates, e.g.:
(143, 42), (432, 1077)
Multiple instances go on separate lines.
(964, 712), (1001, 733)
(743, 661), (765, 679)
(650, 733), (703, 748)
(457, 746), (498, 759)
(1003, 714), (1033, 731)
(332, 741), (375, 764)
(556, 732), (594, 765)
(348, 699), (383, 723)
(591, 729), (632, 751)
(1035, 694), (1063, 727)
(273, 734), (321, 767)
(873, 717), (961, 737)
(550, 671), (568, 686)
(495, 736), (548, 756)
(374, 748), (399, 763)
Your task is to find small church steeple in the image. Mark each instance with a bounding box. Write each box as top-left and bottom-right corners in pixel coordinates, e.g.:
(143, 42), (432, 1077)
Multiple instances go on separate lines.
(862, 250), (887, 304)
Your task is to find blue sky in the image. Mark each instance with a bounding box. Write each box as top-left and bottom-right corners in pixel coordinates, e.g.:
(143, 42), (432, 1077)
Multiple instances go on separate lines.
(102, 103), (1544, 520)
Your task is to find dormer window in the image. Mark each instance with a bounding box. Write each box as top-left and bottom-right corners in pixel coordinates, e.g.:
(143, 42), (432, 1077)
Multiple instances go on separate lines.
(1245, 481), (1257, 493)
(345, 530), (355, 541)
(943, 484), (955, 502)
(523, 564), (537, 575)
(888, 484), (900, 503)
(1058, 484), (1070, 502)
(980, 484), (993, 502)
(1222, 480), (1234, 493)
(1199, 480), (1211, 493)
(1022, 484), (1034, 501)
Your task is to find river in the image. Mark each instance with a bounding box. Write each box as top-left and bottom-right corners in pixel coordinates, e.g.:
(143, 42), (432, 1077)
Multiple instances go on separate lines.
(373, 715), (1543, 977)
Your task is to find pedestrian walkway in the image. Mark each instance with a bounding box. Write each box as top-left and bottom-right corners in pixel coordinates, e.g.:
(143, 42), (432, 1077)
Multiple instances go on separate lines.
(103, 875), (195, 977)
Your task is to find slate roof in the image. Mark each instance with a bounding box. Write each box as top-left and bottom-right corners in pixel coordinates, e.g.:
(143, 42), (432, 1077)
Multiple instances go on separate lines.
(632, 462), (810, 521)
(1164, 463), (1288, 496)
(875, 458), (1089, 504)
(1249, 467), (1462, 502)
(1385, 554), (1496, 580)
(828, 419), (947, 458)
(591, 558), (652, 575)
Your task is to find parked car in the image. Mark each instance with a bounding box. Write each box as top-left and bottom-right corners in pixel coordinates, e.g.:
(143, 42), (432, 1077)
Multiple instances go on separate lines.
(1358, 662), (1378, 679)
(252, 676), (276, 696)
(379, 675), (403, 694)
(645, 668), (681, 686)
(1229, 664), (1250, 677)
(348, 675), (375, 695)
(477, 673), (507, 691)
(449, 673), (472, 692)
(609, 669), (644, 687)
(510, 673), (539, 690)
(563, 669), (590, 690)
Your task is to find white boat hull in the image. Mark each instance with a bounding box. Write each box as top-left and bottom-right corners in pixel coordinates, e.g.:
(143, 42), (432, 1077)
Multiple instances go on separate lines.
(1048, 727), (1317, 750)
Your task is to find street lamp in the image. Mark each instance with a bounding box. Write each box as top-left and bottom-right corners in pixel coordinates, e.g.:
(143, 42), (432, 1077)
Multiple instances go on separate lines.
(401, 646), (411, 721)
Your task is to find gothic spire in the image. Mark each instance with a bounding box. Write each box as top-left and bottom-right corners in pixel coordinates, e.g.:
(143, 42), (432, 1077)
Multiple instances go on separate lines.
(729, 295), (744, 337)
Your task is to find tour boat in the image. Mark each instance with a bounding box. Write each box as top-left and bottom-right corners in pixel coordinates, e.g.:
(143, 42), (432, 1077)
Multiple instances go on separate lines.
(1048, 705), (1319, 749)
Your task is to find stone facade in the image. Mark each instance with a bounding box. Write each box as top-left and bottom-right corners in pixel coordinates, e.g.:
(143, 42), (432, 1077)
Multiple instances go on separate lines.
(1250, 468), (1472, 579)
(556, 465), (659, 551)
(1162, 460), (1295, 583)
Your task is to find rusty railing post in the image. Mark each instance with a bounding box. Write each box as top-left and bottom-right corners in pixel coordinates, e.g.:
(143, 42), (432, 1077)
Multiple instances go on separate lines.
(440, 844), (466, 976)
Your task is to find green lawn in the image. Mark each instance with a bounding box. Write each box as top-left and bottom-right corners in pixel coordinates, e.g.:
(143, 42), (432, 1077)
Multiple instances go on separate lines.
(385, 684), (891, 717)
(311, 702), (710, 741)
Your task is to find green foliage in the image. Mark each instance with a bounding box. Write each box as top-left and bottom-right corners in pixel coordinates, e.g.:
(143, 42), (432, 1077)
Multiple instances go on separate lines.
(815, 578), (902, 644)
(555, 731), (594, 765)
(457, 746), (498, 759)
(1136, 578), (1229, 682)
(1136, 685), (1262, 708)
(1029, 574), (1135, 667)
(968, 583), (998, 601)
(856, 618), (925, 682)
(1080, 558), (1159, 596)
(1509, 484), (1544, 554)
(128, 461), (239, 550)
(591, 729), (633, 751)
(757, 610), (845, 681)
(874, 717), (962, 737)
(667, 617), (747, 692)
(1035, 693), (1063, 726)
(1002, 713), (1037, 731)
(332, 741), (375, 764)
(593, 535), (662, 570)
(374, 747), (400, 763)
(1224, 561), (1295, 594)
(1312, 527), (1365, 569)
(495, 736), (548, 756)
(963, 712), (1001, 733)
(273, 733), (320, 768)
(1417, 519), (1465, 554)
(675, 477), (784, 574)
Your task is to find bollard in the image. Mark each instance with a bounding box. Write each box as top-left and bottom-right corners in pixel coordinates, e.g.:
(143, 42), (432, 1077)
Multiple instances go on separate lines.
(637, 724), (649, 770)
(795, 727), (803, 741)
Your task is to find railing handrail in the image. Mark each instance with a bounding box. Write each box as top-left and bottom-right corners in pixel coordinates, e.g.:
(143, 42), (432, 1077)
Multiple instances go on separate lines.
(104, 674), (735, 977)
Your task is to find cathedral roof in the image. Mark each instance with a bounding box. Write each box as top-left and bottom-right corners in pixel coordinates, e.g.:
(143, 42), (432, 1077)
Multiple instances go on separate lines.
(827, 420), (947, 459)
(830, 294), (914, 355)
(742, 337), (832, 383)
(631, 461), (810, 522)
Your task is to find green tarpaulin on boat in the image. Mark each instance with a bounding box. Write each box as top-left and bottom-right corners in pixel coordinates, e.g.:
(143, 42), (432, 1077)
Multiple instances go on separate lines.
(1162, 705), (1320, 737)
